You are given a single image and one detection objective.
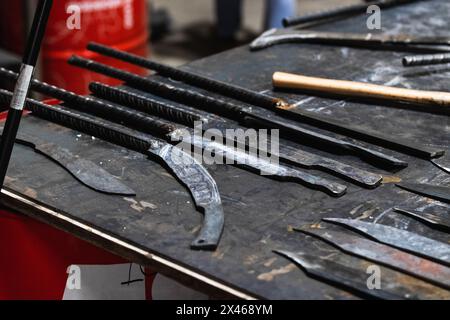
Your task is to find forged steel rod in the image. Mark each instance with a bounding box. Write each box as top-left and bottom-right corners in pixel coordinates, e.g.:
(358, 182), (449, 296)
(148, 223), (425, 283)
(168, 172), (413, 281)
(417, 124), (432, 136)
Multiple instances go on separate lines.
(89, 82), (383, 188)
(67, 56), (409, 168)
(0, 0), (53, 188)
(79, 47), (443, 160)
(0, 89), (224, 250)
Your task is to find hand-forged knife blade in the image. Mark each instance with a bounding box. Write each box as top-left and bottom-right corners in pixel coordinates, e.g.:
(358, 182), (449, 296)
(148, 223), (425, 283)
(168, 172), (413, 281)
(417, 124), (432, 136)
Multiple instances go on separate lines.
(397, 183), (450, 204)
(394, 207), (450, 231)
(147, 141), (224, 250)
(0, 130), (136, 196)
(432, 156), (450, 175)
(273, 249), (450, 300)
(0, 89), (224, 251)
(323, 218), (450, 266)
(296, 226), (450, 289)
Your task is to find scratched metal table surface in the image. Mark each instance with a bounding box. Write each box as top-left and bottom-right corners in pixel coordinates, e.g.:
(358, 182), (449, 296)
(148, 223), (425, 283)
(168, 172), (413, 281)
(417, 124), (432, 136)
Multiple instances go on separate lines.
(2, 0), (450, 299)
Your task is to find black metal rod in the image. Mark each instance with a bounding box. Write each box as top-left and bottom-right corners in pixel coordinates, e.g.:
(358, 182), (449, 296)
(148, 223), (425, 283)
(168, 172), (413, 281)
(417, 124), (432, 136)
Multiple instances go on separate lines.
(0, 0), (52, 189)
(87, 42), (284, 109)
(403, 52), (450, 66)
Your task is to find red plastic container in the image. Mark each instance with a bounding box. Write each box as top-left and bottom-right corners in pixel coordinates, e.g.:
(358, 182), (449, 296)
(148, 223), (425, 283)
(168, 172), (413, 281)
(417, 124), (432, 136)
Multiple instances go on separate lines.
(41, 0), (150, 94)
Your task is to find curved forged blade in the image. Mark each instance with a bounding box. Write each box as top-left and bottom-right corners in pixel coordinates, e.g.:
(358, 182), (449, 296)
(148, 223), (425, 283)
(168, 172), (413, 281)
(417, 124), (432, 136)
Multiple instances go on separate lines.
(2, 131), (136, 196)
(296, 227), (450, 289)
(171, 132), (347, 197)
(273, 250), (450, 300)
(397, 183), (450, 204)
(278, 144), (382, 188)
(323, 218), (450, 266)
(431, 156), (450, 174)
(148, 142), (224, 250)
(394, 207), (450, 231)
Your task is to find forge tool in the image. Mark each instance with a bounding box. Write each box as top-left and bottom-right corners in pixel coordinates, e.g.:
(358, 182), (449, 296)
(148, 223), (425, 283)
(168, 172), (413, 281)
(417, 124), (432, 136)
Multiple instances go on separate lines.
(394, 207), (450, 231)
(82, 44), (442, 160)
(297, 226), (450, 289)
(397, 182), (450, 204)
(274, 249), (450, 300)
(0, 70), (348, 196)
(0, 89), (224, 251)
(0, 130), (135, 196)
(89, 82), (383, 188)
(0, 0), (53, 189)
(67, 56), (411, 168)
(250, 28), (450, 52)
(323, 218), (450, 266)
(282, 0), (421, 27)
(273, 71), (450, 111)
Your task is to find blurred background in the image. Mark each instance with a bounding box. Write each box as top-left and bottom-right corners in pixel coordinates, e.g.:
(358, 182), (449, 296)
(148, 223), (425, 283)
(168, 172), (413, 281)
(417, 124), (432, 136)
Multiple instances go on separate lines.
(0, 0), (358, 99)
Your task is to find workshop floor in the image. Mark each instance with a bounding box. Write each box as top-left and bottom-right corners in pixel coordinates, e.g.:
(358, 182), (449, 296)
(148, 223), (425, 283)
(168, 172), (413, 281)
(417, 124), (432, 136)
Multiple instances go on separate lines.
(151, 0), (359, 66)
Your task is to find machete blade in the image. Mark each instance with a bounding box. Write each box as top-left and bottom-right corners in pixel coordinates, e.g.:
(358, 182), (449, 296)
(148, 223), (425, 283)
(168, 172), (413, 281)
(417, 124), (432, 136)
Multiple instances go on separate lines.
(296, 226), (450, 289)
(396, 182), (450, 204)
(323, 218), (450, 266)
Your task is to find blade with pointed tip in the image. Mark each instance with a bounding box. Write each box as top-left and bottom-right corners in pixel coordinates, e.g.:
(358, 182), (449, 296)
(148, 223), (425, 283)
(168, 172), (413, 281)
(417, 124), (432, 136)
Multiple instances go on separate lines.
(296, 226), (450, 289)
(394, 207), (450, 231)
(323, 218), (450, 266)
(396, 183), (450, 203)
(0, 130), (136, 196)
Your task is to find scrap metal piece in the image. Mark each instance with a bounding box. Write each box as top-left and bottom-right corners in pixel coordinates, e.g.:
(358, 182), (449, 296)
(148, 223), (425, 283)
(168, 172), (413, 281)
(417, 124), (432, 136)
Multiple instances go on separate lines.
(397, 183), (450, 204)
(11, 132), (136, 196)
(394, 207), (450, 231)
(78, 46), (444, 161)
(0, 89), (225, 251)
(296, 226), (450, 289)
(432, 156), (450, 175)
(323, 218), (450, 266)
(274, 249), (450, 300)
(250, 28), (450, 51)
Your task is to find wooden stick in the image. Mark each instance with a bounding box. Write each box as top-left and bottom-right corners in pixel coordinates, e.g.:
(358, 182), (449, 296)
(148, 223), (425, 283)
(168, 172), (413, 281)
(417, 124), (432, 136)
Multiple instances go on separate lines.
(273, 71), (450, 108)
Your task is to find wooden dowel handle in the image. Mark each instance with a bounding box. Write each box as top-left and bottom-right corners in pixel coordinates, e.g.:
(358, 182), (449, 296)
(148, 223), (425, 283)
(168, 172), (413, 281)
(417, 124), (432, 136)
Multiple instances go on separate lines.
(273, 71), (450, 107)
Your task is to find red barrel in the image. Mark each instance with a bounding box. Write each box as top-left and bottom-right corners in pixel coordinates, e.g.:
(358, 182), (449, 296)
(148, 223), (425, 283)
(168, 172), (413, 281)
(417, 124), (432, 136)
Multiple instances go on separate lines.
(41, 0), (150, 94)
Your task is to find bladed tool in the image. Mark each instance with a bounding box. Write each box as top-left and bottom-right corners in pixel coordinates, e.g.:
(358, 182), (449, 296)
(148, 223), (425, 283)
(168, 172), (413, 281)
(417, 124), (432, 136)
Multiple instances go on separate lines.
(296, 226), (450, 289)
(0, 89), (224, 251)
(274, 249), (450, 300)
(397, 183), (450, 203)
(323, 218), (450, 266)
(0, 130), (136, 196)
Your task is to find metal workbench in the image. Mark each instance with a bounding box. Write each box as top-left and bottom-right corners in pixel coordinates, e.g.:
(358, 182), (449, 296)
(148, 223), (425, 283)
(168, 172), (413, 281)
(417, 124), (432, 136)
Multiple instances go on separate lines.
(1, 0), (449, 299)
